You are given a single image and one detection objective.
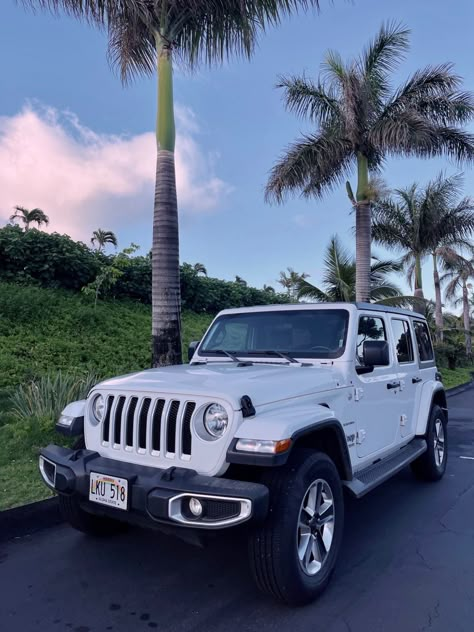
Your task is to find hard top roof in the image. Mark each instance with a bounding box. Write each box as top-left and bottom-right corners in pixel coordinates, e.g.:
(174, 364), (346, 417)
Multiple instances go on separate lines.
(217, 302), (425, 320)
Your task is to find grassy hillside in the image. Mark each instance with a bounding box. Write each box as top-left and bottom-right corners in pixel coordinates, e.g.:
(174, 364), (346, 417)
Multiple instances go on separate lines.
(0, 282), (213, 509)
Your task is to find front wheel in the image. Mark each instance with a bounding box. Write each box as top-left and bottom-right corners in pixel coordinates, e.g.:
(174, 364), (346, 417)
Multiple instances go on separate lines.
(411, 404), (448, 481)
(248, 450), (344, 606)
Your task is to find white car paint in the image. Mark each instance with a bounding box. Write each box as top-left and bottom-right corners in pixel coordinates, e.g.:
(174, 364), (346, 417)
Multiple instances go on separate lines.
(67, 303), (443, 480)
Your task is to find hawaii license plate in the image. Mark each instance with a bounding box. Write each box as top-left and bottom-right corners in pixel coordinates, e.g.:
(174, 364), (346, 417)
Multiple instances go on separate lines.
(89, 472), (129, 511)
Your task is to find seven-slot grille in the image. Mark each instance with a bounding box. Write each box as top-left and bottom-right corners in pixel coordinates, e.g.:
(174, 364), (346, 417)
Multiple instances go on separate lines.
(101, 395), (197, 460)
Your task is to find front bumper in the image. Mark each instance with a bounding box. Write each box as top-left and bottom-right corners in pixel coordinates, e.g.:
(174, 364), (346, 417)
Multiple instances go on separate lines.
(39, 445), (269, 530)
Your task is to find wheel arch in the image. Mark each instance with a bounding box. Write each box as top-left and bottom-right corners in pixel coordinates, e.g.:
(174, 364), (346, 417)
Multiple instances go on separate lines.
(290, 421), (353, 481)
(415, 382), (448, 436)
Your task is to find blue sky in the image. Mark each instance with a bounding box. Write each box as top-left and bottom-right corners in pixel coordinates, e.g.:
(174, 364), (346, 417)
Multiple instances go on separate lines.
(1, 0), (474, 299)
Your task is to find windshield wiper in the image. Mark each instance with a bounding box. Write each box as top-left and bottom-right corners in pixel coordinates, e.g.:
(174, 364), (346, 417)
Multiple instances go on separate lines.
(205, 349), (252, 365)
(247, 350), (299, 364)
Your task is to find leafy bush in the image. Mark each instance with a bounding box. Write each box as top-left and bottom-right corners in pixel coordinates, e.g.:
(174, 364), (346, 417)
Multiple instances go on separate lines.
(434, 341), (465, 369)
(0, 225), (100, 289)
(10, 371), (99, 422)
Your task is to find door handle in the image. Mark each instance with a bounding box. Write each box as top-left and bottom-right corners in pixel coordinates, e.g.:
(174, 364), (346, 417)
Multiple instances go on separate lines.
(387, 381), (401, 390)
(412, 376), (422, 384)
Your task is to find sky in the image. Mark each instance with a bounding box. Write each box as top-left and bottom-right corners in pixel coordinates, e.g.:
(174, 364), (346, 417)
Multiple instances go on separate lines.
(1, 0), (474, 300)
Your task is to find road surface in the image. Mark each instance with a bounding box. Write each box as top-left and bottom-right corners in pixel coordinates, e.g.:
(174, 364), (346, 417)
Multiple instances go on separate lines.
(1, 389), (474, 632)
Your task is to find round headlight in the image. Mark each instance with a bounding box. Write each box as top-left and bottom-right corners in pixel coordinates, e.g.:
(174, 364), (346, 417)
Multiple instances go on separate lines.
(203, 403), (229, 438)
(92, 394), (105, 423)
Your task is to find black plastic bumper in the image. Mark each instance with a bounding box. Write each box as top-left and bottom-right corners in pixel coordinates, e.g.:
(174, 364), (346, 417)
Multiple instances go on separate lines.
(39, 444), (269, 530)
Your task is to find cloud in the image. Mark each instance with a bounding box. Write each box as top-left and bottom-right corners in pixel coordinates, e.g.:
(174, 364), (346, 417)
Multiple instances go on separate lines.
(0, 102), (232, 240)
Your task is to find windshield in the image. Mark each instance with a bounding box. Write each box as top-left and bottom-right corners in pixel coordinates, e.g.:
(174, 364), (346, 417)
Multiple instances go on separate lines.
(198, 309), (349, 360)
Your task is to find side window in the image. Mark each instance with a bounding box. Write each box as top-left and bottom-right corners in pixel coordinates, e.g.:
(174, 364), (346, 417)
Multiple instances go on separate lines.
(391, 319), (414, 364)
(413, 320), (434, 362)
(356, 316), (387, 363)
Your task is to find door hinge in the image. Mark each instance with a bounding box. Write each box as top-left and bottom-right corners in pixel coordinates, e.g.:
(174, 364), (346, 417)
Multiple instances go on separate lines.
(354, 387), (364, 401)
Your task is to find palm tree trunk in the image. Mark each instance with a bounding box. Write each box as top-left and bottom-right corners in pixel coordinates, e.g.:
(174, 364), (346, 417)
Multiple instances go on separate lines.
(355, 154), (371, 303)
(463, 280), (472, 359)
(151, 37), (182, 367)
(413, 254), (425, 314)
(432, 252), (443, 341)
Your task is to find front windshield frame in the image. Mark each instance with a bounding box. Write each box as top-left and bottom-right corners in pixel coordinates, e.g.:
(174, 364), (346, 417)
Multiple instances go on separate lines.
(197, 309), (350, 360)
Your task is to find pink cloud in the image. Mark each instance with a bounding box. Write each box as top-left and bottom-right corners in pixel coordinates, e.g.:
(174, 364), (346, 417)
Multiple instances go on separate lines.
(0, 103), (232, 240)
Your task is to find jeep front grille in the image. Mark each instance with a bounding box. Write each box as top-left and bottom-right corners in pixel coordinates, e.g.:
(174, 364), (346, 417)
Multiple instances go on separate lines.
(101, 395), (197, 460)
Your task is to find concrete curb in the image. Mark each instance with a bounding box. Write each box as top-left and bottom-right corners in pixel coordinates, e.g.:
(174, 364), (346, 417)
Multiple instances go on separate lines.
(0, 496), (61, 543)
(445, 376), (474, 398)
(1, 379), (473, 542)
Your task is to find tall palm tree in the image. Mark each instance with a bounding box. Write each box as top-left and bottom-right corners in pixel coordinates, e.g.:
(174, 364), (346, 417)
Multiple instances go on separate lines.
(278, 267), (309, 300)
(441, 252), (474, 358)
(372, 173), (474, 336)
(297, 235), (402, 303)
(91, 228), (118, 251)
(21, 0), (320, 366)
(193, 262), (207, 276)
(9, 206), (49, 231)
(265, 22), (474, 302)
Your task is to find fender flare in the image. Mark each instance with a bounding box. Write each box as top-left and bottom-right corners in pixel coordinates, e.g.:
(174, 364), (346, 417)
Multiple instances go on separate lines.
(415, 382), (447, 436)
(227, 416), (352, 480)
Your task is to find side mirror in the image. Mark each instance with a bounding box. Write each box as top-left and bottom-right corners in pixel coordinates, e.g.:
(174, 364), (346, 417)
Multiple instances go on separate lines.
(188, 340), (200, 362)
(362, 340), (390, 367)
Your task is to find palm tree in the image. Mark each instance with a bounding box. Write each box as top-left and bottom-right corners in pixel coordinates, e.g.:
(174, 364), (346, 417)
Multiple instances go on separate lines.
(9, 206), (49, 231)
(441, 252), (474, 358)
(91, 229), (118, 251)
(21, 0), (320, 367)
(193, 263), (207, 276)
(278, 267), (309, 300)
(297, 236), (402, 303)
(265, 22), (474, 303)
(372, 173), (474, 336)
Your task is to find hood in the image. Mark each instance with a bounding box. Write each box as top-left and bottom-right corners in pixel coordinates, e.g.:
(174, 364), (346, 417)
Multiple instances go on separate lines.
(95, 362), (339, 409)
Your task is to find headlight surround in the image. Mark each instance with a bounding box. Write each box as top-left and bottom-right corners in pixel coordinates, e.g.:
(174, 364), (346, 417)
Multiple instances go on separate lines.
(91, 394), (105, 424)
(203, 403), (229, 438)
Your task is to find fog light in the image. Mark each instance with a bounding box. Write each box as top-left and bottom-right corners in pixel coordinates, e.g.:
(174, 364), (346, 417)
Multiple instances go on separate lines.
(189, 497), (203, 517)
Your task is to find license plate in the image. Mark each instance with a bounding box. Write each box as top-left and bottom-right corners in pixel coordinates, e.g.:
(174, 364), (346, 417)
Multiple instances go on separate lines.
(89, 472), (128, 511)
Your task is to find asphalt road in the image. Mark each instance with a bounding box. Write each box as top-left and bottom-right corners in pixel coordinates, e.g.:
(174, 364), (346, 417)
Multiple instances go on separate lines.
(1, 389), (474, 632)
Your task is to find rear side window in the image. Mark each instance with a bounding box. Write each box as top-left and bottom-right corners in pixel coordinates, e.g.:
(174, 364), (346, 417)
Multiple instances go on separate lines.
(391, 319), (414, 364)
(356, 316), (387, 363)
(413, 321), (434, 362)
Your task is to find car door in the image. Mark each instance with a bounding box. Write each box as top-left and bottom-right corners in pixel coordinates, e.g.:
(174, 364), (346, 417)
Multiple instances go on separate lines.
(390, 317), (418, 438)
(410, 319), (437, 431)
(354, 313), (403, 459)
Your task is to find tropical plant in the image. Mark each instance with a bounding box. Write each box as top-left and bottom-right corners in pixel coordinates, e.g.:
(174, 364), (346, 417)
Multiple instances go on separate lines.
(441, 251), (474, 358)
(372, 173), (474, 336)
(278, 267), (309, 300)
(91, 229), (118, 251)
(10, 371), (99, 422)
(265, 22), (474, 302)
(83, 244), (140, 307)
(297, 236), (402, 303)
(9, 205), (49, 231)
(193, 262), (207, 276)
(21, 0), (321, 367)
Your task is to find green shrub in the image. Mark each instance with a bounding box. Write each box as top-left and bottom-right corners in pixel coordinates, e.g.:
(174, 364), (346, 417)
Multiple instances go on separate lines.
(10, 371), (99, 422)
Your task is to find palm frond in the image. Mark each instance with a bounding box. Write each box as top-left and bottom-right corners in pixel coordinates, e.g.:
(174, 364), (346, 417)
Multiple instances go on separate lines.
(360, 21), (410, 98)
(265, 131), (353, 203)
(297, 279), (330, 302)
(277, 74), (340, 125)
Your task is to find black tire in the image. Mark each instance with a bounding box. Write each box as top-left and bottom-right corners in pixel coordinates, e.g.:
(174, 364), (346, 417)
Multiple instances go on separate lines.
(59, 436), (127, 536)
(248, 450), (344, 606)
(411, 404), (448, 481)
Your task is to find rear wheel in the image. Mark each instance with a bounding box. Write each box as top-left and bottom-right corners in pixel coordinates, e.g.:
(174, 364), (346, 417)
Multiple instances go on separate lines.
(411, 405), (448, 481)
(248, 450), (344, 606)
(59, 436), (127, 536)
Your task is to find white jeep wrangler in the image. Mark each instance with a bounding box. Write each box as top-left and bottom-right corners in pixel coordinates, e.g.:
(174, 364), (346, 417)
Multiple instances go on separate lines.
(39, 303), (447, 605)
